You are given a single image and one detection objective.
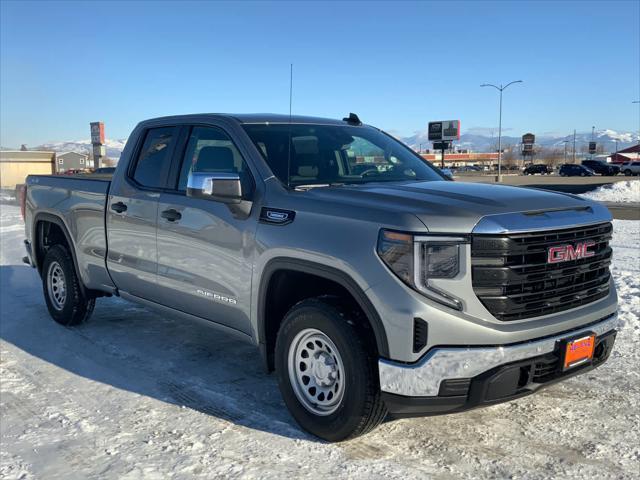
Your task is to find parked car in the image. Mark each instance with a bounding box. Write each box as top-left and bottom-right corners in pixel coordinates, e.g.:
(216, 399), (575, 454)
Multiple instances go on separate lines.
(93, 167), (116, 174)
(559, 164), (595, 176)
(620, 161), (640, 176)
(22, 113), (618, 441)
(581, 160), (619, 176)
(523, 164), (552, 175)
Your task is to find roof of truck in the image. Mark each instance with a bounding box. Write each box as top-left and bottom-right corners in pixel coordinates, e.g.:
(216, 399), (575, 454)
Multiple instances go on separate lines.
(139, 113), (355, 126)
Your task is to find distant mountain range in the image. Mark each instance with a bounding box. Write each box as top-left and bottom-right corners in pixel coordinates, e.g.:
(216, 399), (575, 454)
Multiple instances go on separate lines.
(402, 129), (639, 152)
(4, 129), (637, 161)
(35, 138), (127, 160)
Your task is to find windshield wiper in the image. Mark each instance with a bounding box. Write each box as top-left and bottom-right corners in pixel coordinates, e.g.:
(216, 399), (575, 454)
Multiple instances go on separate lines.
(294, 183), (345, 190)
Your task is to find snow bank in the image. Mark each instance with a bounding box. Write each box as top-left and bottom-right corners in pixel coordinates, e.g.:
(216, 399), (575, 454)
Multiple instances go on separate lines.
(580, 181), (640, 203)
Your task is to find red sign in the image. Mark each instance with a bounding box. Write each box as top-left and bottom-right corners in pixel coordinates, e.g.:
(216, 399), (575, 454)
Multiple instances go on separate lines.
(547, 241), (596, 264)
(90, 122), (105, 145)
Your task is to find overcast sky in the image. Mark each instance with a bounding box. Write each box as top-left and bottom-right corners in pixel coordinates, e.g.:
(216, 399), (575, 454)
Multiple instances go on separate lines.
(1, 0), (638, 147)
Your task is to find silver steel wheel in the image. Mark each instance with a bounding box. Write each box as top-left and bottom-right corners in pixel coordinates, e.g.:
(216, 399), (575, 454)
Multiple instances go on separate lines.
(47, 261), (67, 311)
(288, 328), (345, 416)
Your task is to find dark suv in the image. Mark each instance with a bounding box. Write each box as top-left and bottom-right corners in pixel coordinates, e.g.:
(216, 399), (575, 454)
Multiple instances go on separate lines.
(523, 164), (552, 175)
(582, 160), (619, 176)
(559, 164), (595, 176)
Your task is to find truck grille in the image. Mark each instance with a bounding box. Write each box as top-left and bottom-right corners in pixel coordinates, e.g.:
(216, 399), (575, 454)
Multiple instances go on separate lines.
(471, 222), (612, 321)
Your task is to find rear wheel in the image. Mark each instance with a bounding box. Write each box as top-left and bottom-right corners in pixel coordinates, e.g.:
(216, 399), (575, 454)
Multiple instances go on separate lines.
(625, 169), (632, 176)
(42, 245), (95, 326)
(275, 298), (387, 441)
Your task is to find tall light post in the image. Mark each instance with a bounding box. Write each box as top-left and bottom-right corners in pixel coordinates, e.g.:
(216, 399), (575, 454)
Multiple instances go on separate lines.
(481, 80), (523, 181)
(633, 101), (640, 144)
(562, 140), (569, 164)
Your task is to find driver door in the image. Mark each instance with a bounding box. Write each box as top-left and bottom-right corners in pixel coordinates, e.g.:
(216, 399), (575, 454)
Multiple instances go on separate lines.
(154, 125), (258, 334)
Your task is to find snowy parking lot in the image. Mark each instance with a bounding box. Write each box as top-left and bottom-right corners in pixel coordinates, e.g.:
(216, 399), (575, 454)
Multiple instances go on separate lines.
(1, 203), (639, 479)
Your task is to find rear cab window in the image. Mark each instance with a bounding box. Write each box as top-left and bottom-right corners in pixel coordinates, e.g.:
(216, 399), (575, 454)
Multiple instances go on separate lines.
(132, 126), (178, 189)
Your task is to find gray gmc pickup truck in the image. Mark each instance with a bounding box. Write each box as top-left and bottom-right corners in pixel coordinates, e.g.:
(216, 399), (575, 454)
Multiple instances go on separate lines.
(22, 113), (618, 441)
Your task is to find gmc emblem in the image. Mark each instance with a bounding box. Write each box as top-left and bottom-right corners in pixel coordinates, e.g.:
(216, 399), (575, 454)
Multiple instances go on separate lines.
(547, 241), (596, 264)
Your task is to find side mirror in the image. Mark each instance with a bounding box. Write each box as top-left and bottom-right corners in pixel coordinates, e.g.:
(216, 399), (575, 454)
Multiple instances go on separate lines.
(441, 168), (454, 180)
(186, 172), (242, 203)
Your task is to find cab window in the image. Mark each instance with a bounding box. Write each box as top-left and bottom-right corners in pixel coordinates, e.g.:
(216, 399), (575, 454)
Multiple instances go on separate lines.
(177, 126), (253, 194)
(132, 127), (177, 188)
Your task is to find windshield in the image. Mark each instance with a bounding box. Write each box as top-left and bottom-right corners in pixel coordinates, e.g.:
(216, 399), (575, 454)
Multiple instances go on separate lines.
(242, 123), (445, 186)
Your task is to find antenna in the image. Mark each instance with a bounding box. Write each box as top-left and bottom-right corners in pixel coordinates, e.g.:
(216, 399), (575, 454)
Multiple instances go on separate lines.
(287, 63), (293, 189)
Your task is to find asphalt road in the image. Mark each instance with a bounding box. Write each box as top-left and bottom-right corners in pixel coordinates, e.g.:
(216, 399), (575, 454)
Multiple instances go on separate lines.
(453, 175), (639, 220)
(455, 173), (637, 193)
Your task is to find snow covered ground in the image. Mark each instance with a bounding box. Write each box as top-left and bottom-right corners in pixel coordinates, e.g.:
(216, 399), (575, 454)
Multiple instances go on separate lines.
(580, 180), (640, 203)
(1, 203), (639, 479)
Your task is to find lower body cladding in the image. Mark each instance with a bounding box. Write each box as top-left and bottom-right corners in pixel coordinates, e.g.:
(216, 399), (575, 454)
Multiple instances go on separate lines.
(379, 313), (618, 417)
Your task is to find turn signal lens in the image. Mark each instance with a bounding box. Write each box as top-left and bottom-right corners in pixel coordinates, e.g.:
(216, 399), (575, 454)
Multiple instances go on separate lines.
(377, 230), (414, 285)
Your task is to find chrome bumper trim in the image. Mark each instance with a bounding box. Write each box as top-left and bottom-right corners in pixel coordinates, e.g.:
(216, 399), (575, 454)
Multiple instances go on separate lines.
(379, 313), (619, 397)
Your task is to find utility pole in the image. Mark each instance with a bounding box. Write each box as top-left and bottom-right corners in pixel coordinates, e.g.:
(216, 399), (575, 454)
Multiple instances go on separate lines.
(480, 80), (523, 182)
(562, 140), (569, 163)
(573, 130), (576, 163)
(591, 126), (595, 160)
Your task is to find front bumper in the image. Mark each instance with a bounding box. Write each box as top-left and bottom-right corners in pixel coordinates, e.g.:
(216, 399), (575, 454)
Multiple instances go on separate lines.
(379, 313), (618, 417)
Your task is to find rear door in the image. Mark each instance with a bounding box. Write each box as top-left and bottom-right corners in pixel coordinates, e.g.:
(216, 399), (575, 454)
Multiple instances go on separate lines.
(154, 124), (259, 334)
(106, 126), (179, 301)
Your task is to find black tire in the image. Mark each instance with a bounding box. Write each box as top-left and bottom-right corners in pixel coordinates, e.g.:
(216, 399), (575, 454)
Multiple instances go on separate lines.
(275, 297), (387, 441)
(42, 244), (95, 326)
(625, 169), (632, 176)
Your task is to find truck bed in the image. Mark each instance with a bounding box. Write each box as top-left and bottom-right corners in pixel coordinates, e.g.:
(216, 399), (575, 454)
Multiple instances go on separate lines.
(25, 174), (114, 292)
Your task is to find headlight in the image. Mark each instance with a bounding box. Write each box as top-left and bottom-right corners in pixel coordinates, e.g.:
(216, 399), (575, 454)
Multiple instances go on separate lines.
(377, 230), (465, 310)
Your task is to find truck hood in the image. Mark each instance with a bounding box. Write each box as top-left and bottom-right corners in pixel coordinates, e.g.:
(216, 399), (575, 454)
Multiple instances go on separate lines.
(298, 180), (604, 233)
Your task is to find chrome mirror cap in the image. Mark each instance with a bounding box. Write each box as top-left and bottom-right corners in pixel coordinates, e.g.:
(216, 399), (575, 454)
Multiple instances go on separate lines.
(186, 172), (242, 203)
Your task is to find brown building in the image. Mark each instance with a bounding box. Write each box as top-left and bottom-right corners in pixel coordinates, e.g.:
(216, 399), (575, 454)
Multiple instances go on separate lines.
(0, 150), (55, 190)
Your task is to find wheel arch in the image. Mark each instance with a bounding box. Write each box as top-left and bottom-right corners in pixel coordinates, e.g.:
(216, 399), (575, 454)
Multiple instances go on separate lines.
(257, 257), (389, 371)
(33, 212), (86, 296)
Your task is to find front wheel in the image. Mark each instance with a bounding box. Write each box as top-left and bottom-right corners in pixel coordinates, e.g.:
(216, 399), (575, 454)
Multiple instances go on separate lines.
(625, 169), (632, 176)
(42, 244), (95, 326)
(275, 298), (387, 441)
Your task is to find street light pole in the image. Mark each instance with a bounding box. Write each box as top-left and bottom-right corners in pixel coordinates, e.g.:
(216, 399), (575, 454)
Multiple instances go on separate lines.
(562, 140), (569, 163)
(481, 80), (523, 181)
(573, 130), (577, 163)
(633, 101), (640, 144)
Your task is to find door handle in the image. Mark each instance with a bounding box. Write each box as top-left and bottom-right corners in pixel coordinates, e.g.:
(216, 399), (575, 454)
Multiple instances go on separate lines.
(161, 209), (182, 222)
(111, 201), (128, 213)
